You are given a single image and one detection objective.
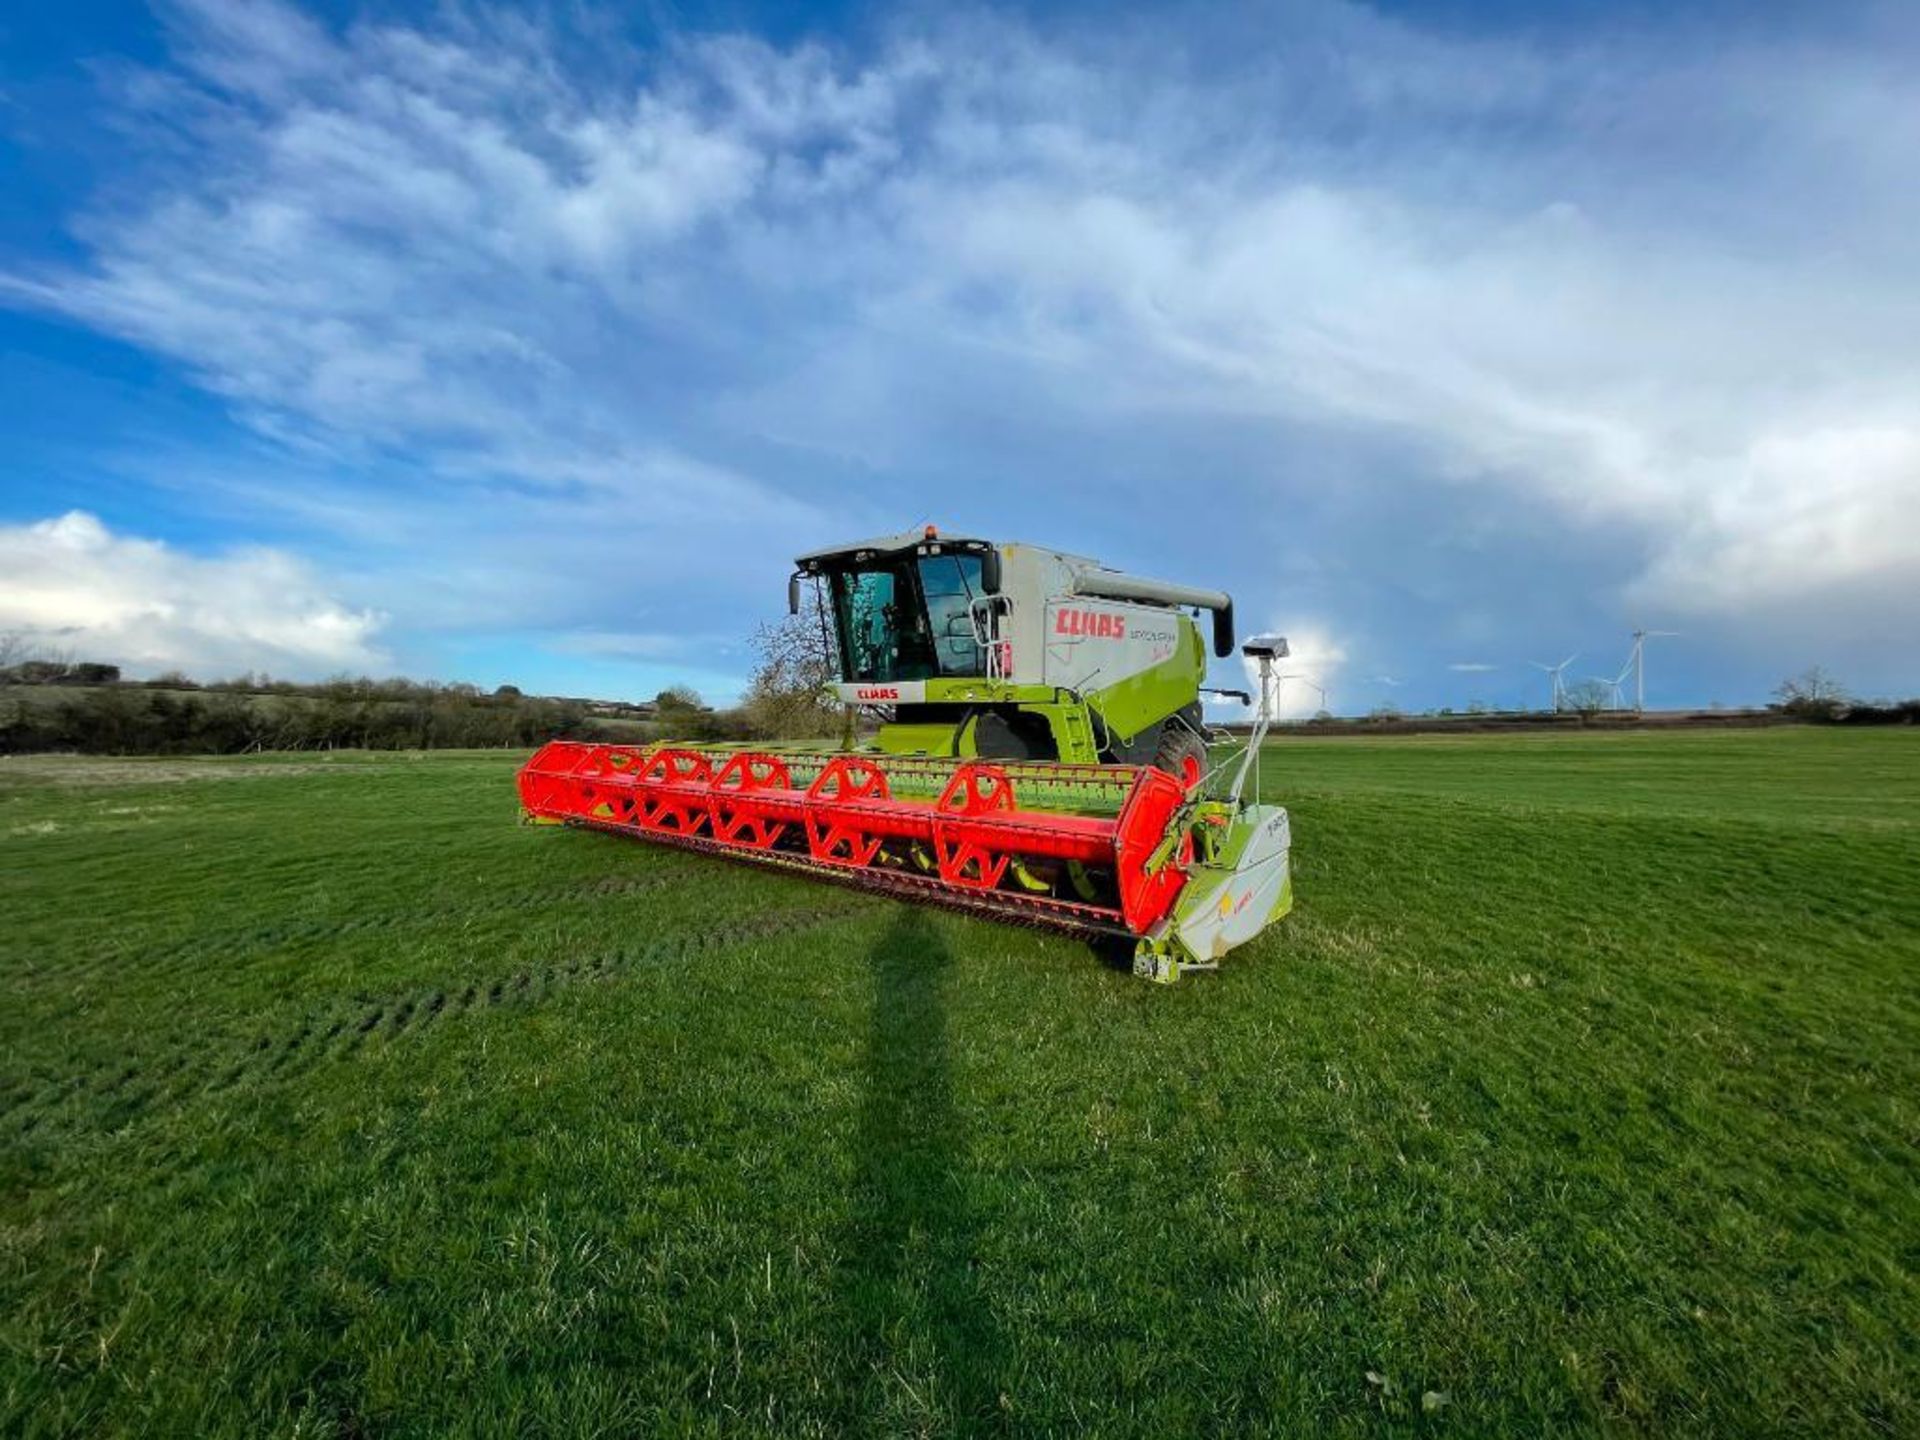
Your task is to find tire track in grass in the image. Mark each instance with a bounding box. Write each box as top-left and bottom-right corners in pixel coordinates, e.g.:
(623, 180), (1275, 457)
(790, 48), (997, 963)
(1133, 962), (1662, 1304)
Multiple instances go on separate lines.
(7, 898), (879, 1141)
(3, 887), (814, 1120)
(23, 871), (696, 988)
(210, 898), (871, 1093)
(17, 898), (868, 1120)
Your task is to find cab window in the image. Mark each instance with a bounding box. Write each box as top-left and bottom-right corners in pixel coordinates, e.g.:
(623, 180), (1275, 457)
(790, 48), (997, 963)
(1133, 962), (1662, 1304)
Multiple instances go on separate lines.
(918, 553), (984, 676)
(828, 551), (988, 683)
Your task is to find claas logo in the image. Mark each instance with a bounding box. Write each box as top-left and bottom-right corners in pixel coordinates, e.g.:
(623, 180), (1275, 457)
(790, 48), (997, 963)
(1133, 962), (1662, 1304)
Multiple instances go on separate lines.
(1217, 888), (1254, 919)
(1054, 608), (1127, 639)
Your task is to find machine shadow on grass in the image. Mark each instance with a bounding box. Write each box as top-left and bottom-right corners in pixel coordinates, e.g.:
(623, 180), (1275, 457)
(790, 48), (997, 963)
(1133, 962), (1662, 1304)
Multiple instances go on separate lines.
(834, 906), (1008, 1428)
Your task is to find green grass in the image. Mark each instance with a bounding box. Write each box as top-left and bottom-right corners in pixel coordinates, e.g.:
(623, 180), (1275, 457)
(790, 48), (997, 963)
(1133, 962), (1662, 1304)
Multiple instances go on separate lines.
(2, 730), (1916, 1436)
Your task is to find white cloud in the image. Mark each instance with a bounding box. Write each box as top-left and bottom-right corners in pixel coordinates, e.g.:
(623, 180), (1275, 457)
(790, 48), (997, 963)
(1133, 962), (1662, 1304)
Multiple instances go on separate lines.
(547, 629), (753, 664)
(550, 631), (690, 661)
(2, 0), (1917, 680)
(1240, 624), (1347, 720)
(1629, 423), (1920, 613)
(1448, 661), (1496, 673)
(0, 511), (385, 677)
(884, 176), (1920, 619)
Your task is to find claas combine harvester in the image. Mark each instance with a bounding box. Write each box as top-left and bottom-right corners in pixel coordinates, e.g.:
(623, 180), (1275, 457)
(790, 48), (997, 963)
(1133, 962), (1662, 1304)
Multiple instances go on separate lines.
(517, 528), (1294, 980)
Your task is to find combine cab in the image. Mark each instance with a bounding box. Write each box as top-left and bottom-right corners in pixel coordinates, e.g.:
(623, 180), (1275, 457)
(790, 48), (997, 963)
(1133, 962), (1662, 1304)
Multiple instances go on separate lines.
(517, 529), (1294, 980)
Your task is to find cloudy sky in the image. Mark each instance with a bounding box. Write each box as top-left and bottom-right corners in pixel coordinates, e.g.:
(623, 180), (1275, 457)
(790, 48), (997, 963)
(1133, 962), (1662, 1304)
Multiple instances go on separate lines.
(3, 0), (1916, 714)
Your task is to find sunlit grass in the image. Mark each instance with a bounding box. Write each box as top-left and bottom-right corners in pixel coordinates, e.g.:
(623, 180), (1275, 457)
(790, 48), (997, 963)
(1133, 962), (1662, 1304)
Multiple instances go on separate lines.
(2, 729), (1916, 1435)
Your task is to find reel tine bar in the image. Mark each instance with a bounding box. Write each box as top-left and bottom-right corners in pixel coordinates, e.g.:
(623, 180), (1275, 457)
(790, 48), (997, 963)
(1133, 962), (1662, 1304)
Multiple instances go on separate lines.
(517, 741), (1200, 937)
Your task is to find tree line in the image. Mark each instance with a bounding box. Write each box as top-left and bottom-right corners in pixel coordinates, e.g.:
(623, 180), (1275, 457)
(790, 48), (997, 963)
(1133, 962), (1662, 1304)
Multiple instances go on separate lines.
(0, 606), (845, 755)
(9, 618), (1904, 758)
(0, 678), (595, 755)
(1770, 667), (1920, 725)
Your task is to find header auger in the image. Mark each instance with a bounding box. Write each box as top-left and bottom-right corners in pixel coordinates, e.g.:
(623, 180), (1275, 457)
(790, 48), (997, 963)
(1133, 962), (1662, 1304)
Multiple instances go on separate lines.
(517, 528), (1295, 980)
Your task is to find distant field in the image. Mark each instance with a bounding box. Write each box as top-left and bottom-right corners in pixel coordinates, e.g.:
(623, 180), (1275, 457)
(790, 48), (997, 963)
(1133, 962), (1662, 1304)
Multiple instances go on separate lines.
(2, 730), (1916, 1436)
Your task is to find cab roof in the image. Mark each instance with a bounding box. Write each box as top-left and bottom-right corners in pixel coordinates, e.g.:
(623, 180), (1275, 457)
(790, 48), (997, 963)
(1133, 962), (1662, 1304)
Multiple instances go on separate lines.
(793, 530), (993, 569)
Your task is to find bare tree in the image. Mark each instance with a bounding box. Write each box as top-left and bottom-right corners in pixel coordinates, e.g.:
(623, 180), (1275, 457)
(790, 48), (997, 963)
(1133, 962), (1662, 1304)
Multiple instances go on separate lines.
(1774, 666), (1847, 717)
(744, 582), (845, 741)
(1562, 679), (1611, 715)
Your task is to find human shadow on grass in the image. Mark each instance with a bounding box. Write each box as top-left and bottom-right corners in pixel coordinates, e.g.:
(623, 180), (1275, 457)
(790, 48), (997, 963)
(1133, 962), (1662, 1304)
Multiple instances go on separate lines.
(834, 906), (1008, 1430)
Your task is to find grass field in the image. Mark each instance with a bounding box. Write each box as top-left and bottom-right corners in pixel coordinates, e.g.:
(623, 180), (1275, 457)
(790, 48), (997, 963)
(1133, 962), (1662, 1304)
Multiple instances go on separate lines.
(3, 730), (1916, 1436)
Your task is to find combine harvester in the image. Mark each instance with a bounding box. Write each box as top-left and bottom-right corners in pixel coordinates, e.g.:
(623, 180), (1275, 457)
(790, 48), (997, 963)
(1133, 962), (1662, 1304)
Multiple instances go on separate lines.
(518, 529), (1293, 980)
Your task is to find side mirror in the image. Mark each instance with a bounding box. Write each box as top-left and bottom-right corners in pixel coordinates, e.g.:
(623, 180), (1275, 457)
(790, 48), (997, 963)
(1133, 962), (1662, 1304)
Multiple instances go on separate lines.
(978, 549), (1001, 594)
(787, 573), (802, 616)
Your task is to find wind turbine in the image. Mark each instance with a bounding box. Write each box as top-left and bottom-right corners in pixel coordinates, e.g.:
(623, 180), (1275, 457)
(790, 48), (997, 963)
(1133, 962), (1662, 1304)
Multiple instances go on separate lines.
(1280, 673), (1327, 718)
(1626, 629), (1679, 713)
(1530, 654), (1577, 713)
(1587, 656), (1634, 710)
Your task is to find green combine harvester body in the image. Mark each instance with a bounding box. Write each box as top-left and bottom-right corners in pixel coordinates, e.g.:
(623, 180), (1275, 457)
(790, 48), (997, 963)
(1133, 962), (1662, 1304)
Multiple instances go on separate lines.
(519, 527), (1294, 979)
(791, 529), (1235, 779)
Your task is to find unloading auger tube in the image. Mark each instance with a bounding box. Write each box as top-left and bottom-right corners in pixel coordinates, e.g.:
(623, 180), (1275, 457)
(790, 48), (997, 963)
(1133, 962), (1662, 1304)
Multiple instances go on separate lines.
(516, 530), (1295, 980)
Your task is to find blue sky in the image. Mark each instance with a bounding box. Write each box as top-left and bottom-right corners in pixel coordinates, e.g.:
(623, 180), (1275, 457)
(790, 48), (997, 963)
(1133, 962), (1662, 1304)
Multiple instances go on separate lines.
(3, 0), (1917, 715)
